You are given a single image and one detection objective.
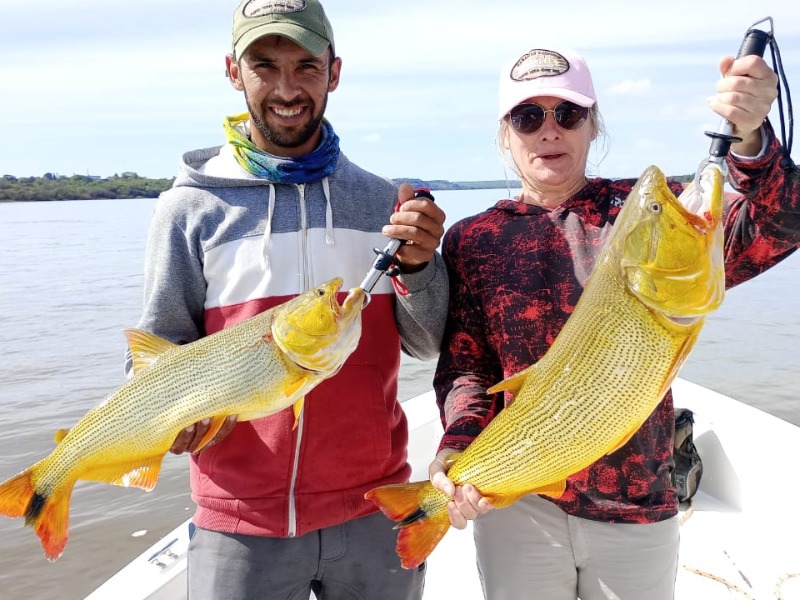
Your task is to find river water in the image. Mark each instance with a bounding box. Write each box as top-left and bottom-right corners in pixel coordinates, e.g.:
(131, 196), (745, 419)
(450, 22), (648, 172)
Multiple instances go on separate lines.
(0, 191), (797, 599)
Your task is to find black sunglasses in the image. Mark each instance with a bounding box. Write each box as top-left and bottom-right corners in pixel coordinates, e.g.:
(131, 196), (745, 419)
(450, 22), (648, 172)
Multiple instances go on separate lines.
(508, 101), (590, 134)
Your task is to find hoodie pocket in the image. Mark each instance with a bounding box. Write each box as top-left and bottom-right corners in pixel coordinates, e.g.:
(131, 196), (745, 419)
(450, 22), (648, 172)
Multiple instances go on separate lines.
(301, 364), (400, 489)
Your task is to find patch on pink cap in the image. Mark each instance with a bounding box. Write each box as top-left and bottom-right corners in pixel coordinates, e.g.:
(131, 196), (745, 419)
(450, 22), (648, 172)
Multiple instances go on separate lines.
(511, 49), (570, 81)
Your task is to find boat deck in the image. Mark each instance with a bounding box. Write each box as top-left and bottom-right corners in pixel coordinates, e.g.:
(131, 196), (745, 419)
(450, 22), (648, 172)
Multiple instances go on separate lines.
(87, 379), (800, 599)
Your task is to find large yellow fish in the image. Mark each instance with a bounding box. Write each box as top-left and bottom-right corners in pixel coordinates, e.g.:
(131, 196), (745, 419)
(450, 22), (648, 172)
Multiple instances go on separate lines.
(0, 278), (365, 560)
(366, 165), (725, 569)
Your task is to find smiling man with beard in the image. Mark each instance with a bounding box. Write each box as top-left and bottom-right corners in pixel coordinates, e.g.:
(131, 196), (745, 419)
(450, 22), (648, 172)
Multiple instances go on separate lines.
(128, 1), (448, 598)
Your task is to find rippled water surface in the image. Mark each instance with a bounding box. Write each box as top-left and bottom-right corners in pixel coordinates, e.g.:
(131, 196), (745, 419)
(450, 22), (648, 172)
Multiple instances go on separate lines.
(0, 193), (797, 599)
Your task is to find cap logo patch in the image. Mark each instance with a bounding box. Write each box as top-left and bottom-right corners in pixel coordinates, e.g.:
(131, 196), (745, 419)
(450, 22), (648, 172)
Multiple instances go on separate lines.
(511, 49), (570, 82)
(243, 0), (307, 18)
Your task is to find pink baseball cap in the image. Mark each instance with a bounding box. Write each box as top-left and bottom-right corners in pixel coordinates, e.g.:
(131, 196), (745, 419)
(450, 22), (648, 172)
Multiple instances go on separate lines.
(498, 48), (597, 120)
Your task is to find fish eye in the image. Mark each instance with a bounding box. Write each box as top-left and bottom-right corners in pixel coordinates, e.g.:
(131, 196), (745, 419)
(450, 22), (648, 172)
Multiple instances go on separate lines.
(649, 202), (662, 213)
(316, 288), (325, 296)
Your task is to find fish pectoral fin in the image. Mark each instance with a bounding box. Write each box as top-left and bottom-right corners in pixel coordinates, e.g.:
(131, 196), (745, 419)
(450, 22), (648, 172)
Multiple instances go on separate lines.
(192, 416), (230, 452)
(81, 455), (165, 492)
(123, 328), (179, 375)
(486, 365), (536, 396)
(283, 375), (310, 399)
(658, 327), (702, 401)
(292, 398), (305, 430)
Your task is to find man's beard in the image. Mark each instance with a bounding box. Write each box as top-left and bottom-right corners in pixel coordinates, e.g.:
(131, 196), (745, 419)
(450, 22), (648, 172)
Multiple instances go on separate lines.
(247, 94), (329, 152)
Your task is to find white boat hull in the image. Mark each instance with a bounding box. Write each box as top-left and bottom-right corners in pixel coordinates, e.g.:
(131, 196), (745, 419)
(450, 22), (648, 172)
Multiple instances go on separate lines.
(85, 378), (800, 599)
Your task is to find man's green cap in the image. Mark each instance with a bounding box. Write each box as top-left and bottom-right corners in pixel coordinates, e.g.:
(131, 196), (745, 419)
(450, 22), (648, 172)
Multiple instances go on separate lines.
(233, 0), (335, 59)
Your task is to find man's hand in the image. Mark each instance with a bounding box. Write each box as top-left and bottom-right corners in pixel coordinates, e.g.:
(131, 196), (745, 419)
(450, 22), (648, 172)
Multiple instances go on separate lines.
(428, 448), (492, 529)
(170, 415), (238, 454)
(382, 183), (446, 273)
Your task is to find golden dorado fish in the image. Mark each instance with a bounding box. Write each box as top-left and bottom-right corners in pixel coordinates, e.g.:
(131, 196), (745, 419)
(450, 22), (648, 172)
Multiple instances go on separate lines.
(0, 278), (365, 561)
(366, 165), (725, 569)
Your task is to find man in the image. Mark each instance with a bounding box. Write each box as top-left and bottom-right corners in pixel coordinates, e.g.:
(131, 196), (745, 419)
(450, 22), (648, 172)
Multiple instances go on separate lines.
(131, 1), (447, 598)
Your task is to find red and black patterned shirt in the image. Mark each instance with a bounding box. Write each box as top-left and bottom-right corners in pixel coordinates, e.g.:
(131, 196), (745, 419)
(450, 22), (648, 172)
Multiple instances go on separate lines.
(434, 123), (800, 523)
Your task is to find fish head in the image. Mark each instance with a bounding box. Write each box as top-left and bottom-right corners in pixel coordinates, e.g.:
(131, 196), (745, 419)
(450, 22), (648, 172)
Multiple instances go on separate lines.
(272, 277), (366, 375)
(615, 164), (725, 323)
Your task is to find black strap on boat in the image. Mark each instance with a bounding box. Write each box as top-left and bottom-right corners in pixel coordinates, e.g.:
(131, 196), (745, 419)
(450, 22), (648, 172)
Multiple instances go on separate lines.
(673, 408), (703, 503)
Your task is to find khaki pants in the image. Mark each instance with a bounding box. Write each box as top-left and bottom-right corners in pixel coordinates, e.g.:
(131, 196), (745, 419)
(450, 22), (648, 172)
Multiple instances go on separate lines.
(474, 494), (679, 600)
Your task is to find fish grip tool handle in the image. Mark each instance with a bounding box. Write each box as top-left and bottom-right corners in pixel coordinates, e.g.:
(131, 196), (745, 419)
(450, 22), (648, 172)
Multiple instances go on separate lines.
(357, 188), (436, 297)
(704, 20), (771, 162)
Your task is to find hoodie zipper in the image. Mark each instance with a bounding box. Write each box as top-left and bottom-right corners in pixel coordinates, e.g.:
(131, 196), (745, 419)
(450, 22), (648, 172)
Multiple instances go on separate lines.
(287, 183), (310, 538)
(298, 183), (312, 290)
(287, 408), (304, 537)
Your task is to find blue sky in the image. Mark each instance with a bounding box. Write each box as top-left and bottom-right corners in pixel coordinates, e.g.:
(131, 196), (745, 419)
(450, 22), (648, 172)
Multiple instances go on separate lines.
(1, 1), (798, 182)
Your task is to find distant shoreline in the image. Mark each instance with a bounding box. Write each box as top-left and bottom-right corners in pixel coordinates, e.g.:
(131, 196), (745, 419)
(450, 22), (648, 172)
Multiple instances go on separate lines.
(0, 174), (521, 203)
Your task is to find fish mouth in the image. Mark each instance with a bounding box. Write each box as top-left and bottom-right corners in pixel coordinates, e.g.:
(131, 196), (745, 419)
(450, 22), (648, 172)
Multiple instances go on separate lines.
(675, 163), (724, 227)
(664, 314), (703, 326)
(342, 287), (367, 314)
(328, 280), (368, 318)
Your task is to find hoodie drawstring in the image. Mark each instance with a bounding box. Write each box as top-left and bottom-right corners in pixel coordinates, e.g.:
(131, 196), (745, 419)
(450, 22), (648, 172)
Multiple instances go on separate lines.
(322, 177), (335, 247)
(262, 183), (276, 271)
(262, 181), (333, 272)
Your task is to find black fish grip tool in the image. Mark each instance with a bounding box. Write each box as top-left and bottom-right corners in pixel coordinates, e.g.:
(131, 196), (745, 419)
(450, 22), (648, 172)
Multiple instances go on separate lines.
(697, 17), (795, 184)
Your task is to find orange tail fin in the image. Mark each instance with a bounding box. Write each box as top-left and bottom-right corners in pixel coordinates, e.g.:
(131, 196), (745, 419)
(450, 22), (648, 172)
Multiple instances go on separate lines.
(0, 470), (36, 518)
(0, 469), (72, 561)
(365, 481), (451, 570)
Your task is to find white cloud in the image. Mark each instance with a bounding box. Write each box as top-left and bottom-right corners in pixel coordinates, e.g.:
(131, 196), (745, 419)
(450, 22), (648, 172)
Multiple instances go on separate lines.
(606, 79), (653, 97)
(360, 133), (381, 143)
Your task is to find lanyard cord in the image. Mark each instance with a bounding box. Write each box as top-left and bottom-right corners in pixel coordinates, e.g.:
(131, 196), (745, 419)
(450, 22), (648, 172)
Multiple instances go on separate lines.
(762, 22), (795, 170)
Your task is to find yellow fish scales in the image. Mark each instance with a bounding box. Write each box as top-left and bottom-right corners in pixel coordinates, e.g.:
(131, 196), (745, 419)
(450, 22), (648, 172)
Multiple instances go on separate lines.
(0, 277), (365, 561)
(366, 165), (725, 569)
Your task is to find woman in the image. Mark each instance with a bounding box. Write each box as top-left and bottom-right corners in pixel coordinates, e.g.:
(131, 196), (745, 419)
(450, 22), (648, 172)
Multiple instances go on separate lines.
(430, 47), (799, 599)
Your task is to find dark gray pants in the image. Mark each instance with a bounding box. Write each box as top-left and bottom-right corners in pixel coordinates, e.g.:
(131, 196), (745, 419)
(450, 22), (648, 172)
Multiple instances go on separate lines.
(187, 511), (425, 600)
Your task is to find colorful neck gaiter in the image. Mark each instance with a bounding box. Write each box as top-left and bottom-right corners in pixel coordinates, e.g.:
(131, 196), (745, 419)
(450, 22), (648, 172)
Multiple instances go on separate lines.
(223, 112), (340, 184)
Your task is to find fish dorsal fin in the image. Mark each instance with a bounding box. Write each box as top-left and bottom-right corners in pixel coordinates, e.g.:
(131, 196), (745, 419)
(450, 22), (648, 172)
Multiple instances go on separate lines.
(123, 328), (178, 375)
(53, 428), (69, 444)
(486, 364), (536, 396)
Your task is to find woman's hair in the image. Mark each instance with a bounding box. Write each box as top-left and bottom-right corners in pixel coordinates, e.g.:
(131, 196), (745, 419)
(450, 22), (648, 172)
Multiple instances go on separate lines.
(496, 104), (609, 180)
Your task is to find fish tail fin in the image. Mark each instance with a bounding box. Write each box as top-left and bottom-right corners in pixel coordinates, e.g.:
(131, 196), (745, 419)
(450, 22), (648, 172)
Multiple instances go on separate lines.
(0, 467), (72, 561)
(365, 481), (450, 570)
(0, 470), (36, 518)
(31, 488), (72, 561)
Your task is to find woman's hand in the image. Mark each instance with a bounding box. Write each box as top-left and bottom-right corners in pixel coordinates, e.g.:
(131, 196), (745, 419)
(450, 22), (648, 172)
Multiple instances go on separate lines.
(710, 54), (779, 156)
(428, 448), (493, 529)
